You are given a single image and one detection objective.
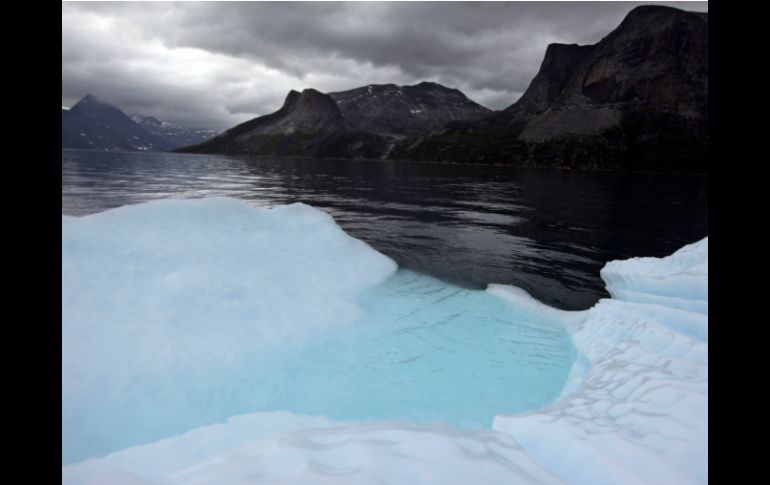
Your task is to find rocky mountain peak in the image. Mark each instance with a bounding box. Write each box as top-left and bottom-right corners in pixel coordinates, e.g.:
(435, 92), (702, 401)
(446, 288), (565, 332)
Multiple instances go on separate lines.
(393, 4), (708, 172)
(503, 5), (707, 118)
(63, 95), (216, 152)
(71, 94), (122, 116)
(280, 90), (302, 111)
(295, 88), (340, 114)
(178, 80), (491, 156)
(577, 5), (708, 110)
(77, 93), (100, 105)
(328, 81), (490, 136)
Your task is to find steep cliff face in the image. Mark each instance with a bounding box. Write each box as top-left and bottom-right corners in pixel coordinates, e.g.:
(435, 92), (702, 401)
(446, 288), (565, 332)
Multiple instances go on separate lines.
(571, 6), (707, 112)
(511, 44), (595, 115)
(179, 83), (490, 158)
(394, 5), (708, 172)
(512, 5), (708, 141)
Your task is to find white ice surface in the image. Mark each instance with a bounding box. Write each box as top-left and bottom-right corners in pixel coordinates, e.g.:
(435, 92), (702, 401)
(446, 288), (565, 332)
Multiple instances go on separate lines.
(62, 198), (397, 462)
(493, 238), (708, 484)
(63, 199), (707, 484)
(63, 198), (397, 386)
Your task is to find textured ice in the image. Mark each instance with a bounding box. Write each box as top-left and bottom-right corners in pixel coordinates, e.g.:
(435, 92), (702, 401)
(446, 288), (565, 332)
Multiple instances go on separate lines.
(62, 415), (567, 485)
(600, 238), (708, 316)
(62, 198), (707, 484)
(493, 238), (708, 484)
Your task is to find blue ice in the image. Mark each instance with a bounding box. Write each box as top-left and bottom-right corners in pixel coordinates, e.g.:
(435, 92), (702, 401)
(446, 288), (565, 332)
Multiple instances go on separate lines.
(62, 198), (576, 464)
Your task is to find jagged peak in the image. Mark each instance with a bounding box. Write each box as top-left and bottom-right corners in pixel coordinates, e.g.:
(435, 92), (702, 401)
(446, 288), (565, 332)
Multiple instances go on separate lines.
(70, 94), (128, 117)
(271, 88), (341, 120)
(280, 90), (302, 111)
(74, 93), (104, 107)
(77, 93), (118, 107)
(295, 89), (339, 114)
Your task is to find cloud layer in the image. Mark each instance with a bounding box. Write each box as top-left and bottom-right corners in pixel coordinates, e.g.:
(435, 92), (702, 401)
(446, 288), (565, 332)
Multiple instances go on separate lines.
(62, 1), (707, 130)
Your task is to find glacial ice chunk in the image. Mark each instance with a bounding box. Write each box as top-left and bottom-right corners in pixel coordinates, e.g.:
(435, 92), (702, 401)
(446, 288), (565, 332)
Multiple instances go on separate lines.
(62, 198), (707, 484)
(601, 238), (708, 315)
(62, 198), (576, 465)
(62, 198), (398, 462)
(493, 238), (708, 484)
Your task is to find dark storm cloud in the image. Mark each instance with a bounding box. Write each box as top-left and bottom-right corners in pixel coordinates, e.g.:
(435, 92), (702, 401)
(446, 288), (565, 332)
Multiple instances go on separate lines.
(62, 1), (708, 131)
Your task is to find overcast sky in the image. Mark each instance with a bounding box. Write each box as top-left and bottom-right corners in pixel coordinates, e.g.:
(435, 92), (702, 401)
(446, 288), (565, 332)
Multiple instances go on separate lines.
(62, 1), (708, 131)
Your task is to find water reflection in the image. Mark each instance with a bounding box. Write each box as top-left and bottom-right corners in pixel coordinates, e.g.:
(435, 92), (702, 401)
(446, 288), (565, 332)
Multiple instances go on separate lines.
(62, 149), (708, 309)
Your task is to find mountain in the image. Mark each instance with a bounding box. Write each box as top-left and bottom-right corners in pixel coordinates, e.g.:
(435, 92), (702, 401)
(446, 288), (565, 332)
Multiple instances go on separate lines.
(392, 6), (708, 172)
(62, 95), (217, 152)
(328, 82), (490, 137)
(62, 95), (170, 151)
(130, 115), (218, 149)
(178, 83), (490, 158)
(179, 5), (708, 173)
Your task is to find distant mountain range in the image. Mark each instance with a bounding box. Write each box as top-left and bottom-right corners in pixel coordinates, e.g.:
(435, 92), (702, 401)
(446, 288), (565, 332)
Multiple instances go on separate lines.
(62, 95), (217, 152)
(129, 115), (219, 151)
(178, 5), (708, 173)
(177, 82), (491, 159)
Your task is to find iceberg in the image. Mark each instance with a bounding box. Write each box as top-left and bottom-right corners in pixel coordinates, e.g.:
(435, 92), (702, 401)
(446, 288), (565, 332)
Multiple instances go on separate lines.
(62, 198), (399, 463)
(492, 238), (708, 484)
(62, 198), (707, 484)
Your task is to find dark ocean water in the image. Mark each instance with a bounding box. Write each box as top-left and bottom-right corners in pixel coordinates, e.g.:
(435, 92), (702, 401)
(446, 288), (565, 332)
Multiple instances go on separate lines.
(62, 149), (708, 310)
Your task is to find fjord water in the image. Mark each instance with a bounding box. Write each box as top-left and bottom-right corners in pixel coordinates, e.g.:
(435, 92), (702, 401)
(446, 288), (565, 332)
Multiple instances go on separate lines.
(63, 271), (576, 464)
(62, 150), (708, 310)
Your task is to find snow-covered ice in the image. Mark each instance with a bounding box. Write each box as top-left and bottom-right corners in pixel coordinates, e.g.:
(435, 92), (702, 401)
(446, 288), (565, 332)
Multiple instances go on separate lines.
(62, 198), (707, 484)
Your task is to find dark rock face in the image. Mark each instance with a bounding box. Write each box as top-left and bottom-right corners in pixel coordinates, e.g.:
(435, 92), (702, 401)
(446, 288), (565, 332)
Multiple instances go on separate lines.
(256, 88), (345, 136)
(179, 89), (351, 156)
(329, 82), (490, 137)
(180, 6), (707, 172)
(62, 95), (217, 152)
(393, 5), (708, 172)
(179, 83), (490, 158)
(512, 44), (595, 115)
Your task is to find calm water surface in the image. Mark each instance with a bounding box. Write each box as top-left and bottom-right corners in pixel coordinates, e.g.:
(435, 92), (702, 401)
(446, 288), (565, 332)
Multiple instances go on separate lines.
(62, 149), (708, 310)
